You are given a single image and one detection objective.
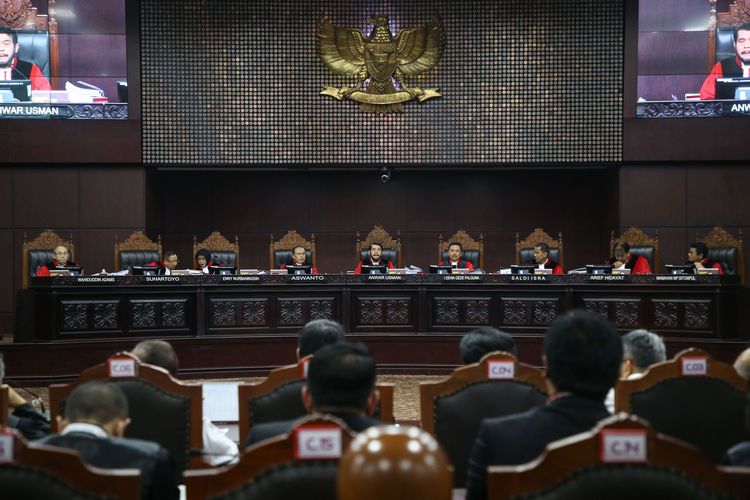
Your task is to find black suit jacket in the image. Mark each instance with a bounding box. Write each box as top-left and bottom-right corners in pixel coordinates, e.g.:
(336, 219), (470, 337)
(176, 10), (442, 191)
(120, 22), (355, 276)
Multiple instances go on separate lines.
(465, 394), (610, 500)
(38, 431), (179, 500)
(245, 411), (382, 448)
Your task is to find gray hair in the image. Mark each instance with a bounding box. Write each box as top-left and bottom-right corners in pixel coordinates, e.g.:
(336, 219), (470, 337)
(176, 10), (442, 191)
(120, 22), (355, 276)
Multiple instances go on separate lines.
(622, 329), (666, 372)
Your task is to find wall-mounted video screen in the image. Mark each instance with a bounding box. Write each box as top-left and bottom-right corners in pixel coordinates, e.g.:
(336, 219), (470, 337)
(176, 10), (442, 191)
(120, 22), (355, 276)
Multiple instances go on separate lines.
(0, 0), (126, 119)
(637, 0), (750, 118)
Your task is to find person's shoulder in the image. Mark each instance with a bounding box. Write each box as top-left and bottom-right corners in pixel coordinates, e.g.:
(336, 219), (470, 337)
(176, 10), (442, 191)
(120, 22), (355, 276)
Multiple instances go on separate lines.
(480, 406), (541, 437)
(246, 419), (296, 447)
(108, 435), (164, 457)
(726, 441), (750, 466)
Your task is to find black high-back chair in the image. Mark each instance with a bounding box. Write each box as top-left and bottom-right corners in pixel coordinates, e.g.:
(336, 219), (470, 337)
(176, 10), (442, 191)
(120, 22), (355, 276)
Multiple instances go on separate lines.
(356, 225), (402, 267)
(22, 229), (75, 288)
(615, 348), (749, 463)
(420, 352), (547, 486)
(269, 230), (316, 269)
(438, 229), (484, 269)
(114, 230), (162, 272)
(49, 354), (204, 473)
(237, 360), (394, 446)
(193, 231), (240, 268)
(610, 226), (659, 271)
(515, 228), (564, 267)
(697, 226), (745, 282)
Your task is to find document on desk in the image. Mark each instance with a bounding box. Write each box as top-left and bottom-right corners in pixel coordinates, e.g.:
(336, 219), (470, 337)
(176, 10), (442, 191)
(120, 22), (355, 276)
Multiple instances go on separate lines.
(202, 381), (240, 422)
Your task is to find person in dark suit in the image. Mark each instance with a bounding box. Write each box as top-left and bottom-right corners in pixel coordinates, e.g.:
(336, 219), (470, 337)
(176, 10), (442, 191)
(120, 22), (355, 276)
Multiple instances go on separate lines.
(245, 341), (381, 447)
(459, 326), (516, 364)
(37, 381), (179, 500)
(465, 309), (622, 500)
(297, 319), (345, 361)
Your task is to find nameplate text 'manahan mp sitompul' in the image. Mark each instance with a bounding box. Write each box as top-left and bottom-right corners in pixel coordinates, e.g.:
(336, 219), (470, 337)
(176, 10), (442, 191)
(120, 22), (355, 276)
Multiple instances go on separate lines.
(317, 15), (446, 113)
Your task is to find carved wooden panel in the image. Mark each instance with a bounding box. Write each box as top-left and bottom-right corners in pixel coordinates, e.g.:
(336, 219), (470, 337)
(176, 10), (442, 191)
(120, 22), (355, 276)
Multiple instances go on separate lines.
(651, 299), (713, 330)
(533, 300), (559, 326)
(242, 300), (267, 326)
(310, 300), (334, 320)
(583, 299), (609, 318)
(503, 300), (528, 325)
(653, 301), (679, 328)
(130, 299), (189, 330)
(357, 297), (411, 326)
(62, 303), (88, 330)
(433, 298), (490, 325)
(279, 300), (304, 325)
(93, 302), (119, 329)
(614, 301), (641, 328)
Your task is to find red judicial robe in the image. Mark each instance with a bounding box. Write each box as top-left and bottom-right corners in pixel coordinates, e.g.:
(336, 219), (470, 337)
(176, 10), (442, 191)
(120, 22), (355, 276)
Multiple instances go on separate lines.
(11, 57), (52, 91)
(612, 254), (651, 275)
(147, 261), (170, 275)
(354, 258), (394, 274)
(280, 262), (319, 275)
(441, 259), (475, 271)
(698, 258), (724, 275)
(535, 258), (563, 275)
(700, 56), (747, 100)
(35, 260), (78, 276)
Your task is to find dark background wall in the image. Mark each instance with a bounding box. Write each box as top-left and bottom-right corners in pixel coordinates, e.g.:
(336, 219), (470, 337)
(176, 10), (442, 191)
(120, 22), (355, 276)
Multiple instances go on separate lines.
(1, 0), (749, 338)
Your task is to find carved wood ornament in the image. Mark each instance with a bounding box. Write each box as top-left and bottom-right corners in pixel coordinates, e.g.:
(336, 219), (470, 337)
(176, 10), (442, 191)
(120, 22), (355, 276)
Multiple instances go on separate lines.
(22, 228), (74, 288)
(515, 228), (564, 266)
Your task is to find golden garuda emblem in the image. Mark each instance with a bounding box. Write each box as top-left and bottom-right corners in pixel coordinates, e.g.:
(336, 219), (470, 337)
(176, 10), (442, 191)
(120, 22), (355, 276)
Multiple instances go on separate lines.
(317, 15), (446, 113)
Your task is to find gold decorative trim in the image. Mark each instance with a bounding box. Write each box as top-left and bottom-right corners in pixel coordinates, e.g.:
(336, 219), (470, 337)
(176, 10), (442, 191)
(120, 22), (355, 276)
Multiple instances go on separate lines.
(356, 225), (402, 267)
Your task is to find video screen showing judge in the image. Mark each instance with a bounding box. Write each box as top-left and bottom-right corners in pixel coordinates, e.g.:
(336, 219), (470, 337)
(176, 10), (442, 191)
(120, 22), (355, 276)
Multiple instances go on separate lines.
(636, 1), (750, 107)
(0, 0), (127, 117)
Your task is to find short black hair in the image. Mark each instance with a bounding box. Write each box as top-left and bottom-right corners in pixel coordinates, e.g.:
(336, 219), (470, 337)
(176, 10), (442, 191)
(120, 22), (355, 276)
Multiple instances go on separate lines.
(164, 250), (177, 260)
(614, 241), (630, 254)
(543, 309), (622, 399)
(621, 329), (666, 372)
(132, 340), (179, 376)
(0, 27), (18, 45)
(734, 23), (750, 41)
(535, 243), (550, 254)
(65, 381), (129, 425)
(298, 319), (345, 358)
(369, 242), (383, 252)
(195, 248), (212, 261)
(448, 242), (463, 251)
(690, 242), (708, 259)
(306, 341), (375, 411)
(460, 327), (517, 364)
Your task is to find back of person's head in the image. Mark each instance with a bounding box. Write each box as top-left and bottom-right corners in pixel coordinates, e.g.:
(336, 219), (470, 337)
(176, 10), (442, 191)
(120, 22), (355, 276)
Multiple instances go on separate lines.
(298, 319), (345, 358)
(543, 309), (622, 399)
(132, 340), (179, 376)
(65, 381), (129, 426)
(338, 425), (453, 500)
(0, 352), (5, 384)
(690, 241), (708, 258)
(459, 327), (517, 364)
(307, 341), (375, 411)
(734, 348), (750, 381)
(621, 329), (666, 372)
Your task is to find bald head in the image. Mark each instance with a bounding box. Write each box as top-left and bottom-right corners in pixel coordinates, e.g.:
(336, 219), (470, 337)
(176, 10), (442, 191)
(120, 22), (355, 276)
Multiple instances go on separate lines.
(734, 348), (750, 380)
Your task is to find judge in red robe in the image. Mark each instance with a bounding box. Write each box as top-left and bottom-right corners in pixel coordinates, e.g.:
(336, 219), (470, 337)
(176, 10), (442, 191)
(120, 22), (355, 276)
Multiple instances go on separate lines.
(611, 242), (651, 274)
(527, 243), (563, 274)
(147, 250), (179, 275)
(440, 241), (475, 271)
(0, 28), (52, 92)
(280, 245), (319, 274)
(195, 248), (214, 274)
(35, 246), (78, 276)
(699, 24), (750, 100)
(354, 243), (394, 274)
(688, 242), (724, 275)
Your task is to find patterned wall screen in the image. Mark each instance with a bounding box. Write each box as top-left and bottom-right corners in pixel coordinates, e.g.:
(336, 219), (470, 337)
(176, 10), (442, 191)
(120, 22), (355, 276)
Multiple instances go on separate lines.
(141, 0), (623, 165)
